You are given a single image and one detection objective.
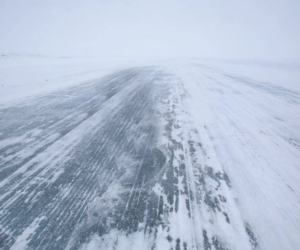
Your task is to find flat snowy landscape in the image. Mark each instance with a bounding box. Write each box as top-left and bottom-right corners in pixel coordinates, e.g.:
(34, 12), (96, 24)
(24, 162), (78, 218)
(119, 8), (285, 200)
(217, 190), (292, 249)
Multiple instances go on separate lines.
(0, 56), (299, 250)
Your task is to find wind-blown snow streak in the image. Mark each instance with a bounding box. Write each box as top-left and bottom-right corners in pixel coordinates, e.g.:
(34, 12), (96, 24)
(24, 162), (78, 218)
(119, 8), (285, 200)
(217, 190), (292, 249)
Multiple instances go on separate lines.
(0, 62), (299, 250)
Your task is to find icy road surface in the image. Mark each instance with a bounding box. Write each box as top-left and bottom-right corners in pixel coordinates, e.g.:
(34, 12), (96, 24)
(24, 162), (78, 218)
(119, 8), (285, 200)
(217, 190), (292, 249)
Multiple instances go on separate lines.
(0, 61), (300, 250)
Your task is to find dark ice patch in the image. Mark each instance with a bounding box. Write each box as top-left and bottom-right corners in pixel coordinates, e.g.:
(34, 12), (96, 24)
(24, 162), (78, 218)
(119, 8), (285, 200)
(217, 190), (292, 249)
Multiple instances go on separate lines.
(203, 229), (211, 250)
(212, 236), (230, 250)
(245, 223), (259, 249)
(0, 229), (15, 250)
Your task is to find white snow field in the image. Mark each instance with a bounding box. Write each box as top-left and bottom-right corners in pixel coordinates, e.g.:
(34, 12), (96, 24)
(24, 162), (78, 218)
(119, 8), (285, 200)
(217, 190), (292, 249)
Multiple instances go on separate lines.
(0, 56), (299, 250)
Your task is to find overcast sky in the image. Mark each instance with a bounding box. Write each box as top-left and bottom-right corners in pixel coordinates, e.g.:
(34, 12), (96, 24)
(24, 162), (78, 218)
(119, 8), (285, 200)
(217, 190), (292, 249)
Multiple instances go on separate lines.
(0, 0), (299, 58)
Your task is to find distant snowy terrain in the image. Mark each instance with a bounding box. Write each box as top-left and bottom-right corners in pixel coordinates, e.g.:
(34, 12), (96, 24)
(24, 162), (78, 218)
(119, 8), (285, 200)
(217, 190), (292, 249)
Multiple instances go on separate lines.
(0, 55), (155, 106)
(0, 57), (299, 250)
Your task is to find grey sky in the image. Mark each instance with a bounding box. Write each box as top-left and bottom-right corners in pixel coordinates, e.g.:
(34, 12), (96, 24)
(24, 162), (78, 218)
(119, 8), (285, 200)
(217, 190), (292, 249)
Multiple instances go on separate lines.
(0, 0), (299, 58)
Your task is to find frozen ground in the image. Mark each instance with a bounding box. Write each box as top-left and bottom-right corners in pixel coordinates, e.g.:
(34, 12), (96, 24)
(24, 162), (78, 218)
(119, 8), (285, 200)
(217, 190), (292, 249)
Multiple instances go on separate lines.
(0, 57), (299, 250)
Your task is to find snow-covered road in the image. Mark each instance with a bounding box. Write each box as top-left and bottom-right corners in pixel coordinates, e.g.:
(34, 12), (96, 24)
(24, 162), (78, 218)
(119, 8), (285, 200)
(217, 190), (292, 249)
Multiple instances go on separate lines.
(0, 60), (300, 250)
